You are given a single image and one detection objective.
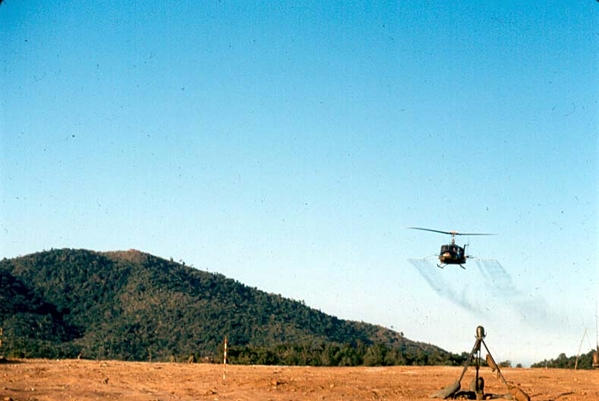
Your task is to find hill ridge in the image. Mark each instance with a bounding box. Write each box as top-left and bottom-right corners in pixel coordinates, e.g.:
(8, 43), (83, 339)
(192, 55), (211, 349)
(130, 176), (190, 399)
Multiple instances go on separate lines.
(0, 248), (461, 365)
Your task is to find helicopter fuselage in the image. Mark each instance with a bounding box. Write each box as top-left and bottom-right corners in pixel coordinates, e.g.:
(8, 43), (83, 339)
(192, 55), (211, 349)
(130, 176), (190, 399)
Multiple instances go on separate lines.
(438, 243), (467, 267)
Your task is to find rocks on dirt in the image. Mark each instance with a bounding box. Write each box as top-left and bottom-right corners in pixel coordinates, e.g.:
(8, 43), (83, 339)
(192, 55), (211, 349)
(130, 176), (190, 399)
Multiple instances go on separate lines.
(509, 385), (530, 401)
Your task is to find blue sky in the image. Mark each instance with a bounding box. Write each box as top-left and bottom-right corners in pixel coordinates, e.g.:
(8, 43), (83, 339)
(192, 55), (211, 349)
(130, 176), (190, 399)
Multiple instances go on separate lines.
(1, 1), (598, 365)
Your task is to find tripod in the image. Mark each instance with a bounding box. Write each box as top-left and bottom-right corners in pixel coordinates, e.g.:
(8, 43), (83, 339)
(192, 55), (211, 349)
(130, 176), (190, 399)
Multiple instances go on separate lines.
(458, 326), (509, 399)
(431, 326), (528, 400)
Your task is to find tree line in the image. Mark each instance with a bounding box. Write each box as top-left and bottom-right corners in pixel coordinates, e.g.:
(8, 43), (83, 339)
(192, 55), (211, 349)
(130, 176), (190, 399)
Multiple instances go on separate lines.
(531, 350), (598, 370)
(225, 342), (467, 366)
(0, 334), (467, 367)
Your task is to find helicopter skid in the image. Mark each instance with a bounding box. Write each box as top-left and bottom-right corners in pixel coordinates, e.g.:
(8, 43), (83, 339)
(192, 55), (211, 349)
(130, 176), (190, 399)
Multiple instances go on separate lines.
(437, 263), (466, 269)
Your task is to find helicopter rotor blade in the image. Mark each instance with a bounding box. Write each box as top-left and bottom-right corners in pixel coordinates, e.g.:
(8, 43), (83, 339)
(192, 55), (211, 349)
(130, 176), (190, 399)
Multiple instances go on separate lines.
(405, 227), (455, 235)
(405, 227), (494, 236)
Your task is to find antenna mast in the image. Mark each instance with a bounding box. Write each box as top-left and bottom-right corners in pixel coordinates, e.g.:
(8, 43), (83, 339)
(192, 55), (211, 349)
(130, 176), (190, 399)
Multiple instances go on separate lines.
(594, 300), (599, 369)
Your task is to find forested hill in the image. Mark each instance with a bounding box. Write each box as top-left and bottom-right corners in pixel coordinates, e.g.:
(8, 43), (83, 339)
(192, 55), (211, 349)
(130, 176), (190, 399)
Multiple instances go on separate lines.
(0, 249), (463, 365)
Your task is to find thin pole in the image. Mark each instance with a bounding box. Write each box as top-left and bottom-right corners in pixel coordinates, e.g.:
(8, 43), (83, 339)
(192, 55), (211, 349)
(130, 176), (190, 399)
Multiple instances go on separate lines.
(595, 301), (599, 368)
(575, 328), (587, 370)
(223, 336), (228, 380)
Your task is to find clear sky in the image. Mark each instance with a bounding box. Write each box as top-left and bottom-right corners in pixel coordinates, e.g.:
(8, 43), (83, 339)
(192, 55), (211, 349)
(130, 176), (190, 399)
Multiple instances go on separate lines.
(1, 1), (598, 366)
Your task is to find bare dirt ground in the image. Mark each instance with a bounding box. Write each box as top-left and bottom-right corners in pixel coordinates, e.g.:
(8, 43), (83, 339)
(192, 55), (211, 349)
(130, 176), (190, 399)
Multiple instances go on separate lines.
(1, 359), (597, 401)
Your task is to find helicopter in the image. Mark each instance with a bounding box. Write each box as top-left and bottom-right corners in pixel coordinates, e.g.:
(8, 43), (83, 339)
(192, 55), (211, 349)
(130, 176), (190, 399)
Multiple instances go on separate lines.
(406, 227), (494, 269)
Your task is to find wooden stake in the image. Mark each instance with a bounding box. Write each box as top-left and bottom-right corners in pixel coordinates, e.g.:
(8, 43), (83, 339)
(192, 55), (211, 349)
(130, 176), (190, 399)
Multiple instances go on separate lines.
(223, 336), (228, 380)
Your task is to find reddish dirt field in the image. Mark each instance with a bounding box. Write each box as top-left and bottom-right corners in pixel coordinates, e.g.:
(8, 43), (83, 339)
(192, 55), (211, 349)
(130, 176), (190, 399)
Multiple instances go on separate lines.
(0, 359), (597, 401)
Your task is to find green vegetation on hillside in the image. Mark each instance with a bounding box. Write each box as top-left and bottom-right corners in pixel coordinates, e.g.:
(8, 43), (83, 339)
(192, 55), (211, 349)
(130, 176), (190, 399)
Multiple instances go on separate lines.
(0, 248), (465, 365)
(226, 342), (467, 366)
(531, 350), (598, 370)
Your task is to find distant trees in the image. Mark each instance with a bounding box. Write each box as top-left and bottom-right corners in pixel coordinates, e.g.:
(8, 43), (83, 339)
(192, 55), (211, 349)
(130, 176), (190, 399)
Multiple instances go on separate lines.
(224, 341), (466, 367)
(531, 350), (597, 370)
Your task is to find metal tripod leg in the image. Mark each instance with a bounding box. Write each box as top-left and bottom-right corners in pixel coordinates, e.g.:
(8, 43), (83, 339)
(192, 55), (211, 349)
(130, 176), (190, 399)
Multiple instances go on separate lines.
(457, 338), (481, 383)
(429, 338), (482, 399)
(481, 339), (510, 389)
(429, 339), (480, 399)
